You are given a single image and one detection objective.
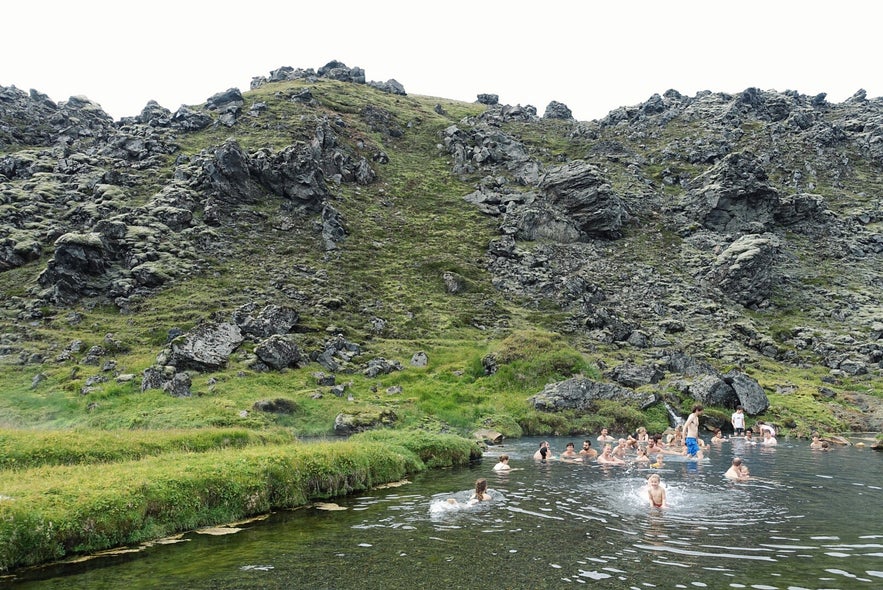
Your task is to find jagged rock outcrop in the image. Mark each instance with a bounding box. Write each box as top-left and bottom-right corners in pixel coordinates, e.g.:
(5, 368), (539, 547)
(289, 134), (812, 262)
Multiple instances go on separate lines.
(231, 303), (300, 339)
(3, 66), (882, 433)
(543, 101), (573, 120)
(538, 160), (627, 239)
(682, 151), (780, 233)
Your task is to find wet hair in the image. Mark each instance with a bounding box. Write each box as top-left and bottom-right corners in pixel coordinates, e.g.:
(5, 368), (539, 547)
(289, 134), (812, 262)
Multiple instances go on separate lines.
(539, 447), (548, 459)
(566, 442), (575, 449)
(732, 457), (743, 466)
(499, 454), (509, 462)
(583, 440), (592, 447)
(648, 473), (660, 483)
(693, 404), (703, 413)
(821, 442), (830, 449)
(474, 478), (488, 499)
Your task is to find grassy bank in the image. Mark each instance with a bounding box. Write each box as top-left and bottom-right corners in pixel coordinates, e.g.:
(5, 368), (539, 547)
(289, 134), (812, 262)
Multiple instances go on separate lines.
(0, 429), (481, 572)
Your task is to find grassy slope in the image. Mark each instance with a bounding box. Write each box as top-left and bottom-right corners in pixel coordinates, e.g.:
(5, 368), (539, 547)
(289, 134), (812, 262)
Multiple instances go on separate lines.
(0, 80), (879, 439)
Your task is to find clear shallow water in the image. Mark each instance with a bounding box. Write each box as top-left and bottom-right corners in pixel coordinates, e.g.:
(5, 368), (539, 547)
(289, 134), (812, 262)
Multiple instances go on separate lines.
(6, 436), (882, 589)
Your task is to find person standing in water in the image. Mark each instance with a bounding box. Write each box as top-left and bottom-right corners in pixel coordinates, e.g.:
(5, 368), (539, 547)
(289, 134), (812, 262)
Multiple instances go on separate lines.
(683, 404), (703, 458)
(731, 405), (746, 436)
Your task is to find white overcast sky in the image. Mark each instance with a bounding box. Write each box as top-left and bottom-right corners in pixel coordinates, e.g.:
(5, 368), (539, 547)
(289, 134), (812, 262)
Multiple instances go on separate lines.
(3, 1), (879, 122)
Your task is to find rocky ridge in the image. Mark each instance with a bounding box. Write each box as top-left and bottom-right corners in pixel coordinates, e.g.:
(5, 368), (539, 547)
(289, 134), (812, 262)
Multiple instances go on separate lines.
(2, 61), (881, 433)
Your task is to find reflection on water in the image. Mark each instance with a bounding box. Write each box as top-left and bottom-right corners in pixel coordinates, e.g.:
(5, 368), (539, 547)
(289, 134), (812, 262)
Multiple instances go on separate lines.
(6, 436), (882, 589)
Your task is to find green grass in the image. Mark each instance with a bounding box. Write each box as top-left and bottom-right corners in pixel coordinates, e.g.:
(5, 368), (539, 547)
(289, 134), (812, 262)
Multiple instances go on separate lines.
(0, 430), (479, 571)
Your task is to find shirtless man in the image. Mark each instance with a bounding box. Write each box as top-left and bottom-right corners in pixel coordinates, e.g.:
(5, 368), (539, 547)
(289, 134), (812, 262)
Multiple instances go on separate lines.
(492, 454), (512, 472)
(597, 428), (616, 444)
(682, 404), (703, 458)
(579, 440), (598, 460)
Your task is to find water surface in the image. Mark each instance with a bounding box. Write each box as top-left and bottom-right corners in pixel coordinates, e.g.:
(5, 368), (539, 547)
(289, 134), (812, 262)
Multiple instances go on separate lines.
(6, 436), (882, 589)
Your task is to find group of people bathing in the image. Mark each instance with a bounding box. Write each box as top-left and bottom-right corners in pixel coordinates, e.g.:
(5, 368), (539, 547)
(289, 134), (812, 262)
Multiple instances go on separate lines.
(453, 404), (828, 510)
(524, 405), (711, 469)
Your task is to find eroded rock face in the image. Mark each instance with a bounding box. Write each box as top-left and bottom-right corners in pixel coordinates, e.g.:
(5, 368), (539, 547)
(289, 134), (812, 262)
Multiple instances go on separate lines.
(705, 233), (781, 308)
(37, 233), (111, 304)
(538, 160), (626, 238)
(683, 151), (780, 233)
(528, 377), (657, 412)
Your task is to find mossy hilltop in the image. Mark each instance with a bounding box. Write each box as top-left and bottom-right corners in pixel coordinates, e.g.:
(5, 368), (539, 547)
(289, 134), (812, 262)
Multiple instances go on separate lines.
(1, 63), (881, 439)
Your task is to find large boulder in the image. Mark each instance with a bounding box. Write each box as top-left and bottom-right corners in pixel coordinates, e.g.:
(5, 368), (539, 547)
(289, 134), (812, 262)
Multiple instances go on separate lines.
(672, 374), (739, 407)
(724, 370), (770, 414)
(232, 303), (300, 339)
(333, 410), (398, 435)
(607, 362), (665, 388)
(159, 321), (244, 371)
(254, 335), (303, 370)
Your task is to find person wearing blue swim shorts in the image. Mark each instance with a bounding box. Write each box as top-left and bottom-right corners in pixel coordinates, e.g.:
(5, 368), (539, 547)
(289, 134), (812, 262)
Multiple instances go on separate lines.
(683, 404), (703, 458)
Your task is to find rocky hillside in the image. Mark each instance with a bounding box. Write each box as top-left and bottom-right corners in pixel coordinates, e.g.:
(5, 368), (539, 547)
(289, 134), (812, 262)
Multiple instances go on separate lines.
(1, 61), (881, 436)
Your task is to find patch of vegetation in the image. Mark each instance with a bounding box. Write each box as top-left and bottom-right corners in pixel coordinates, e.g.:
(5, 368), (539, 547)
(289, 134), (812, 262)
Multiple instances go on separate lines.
(0, 430), (476, 572)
